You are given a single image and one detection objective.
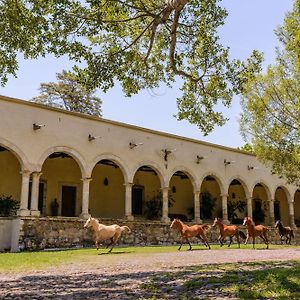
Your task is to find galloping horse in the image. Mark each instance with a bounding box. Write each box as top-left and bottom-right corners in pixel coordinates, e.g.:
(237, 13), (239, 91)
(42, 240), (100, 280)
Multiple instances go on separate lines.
(170, 218), (211, 250)
(243, 216), (269, 249)
(275, 220), (294, 245)
(212, 217), (246, 248)
(83, 217), (131, 253)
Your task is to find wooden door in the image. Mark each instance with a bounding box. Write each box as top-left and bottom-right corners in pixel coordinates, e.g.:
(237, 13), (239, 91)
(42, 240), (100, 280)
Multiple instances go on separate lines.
(132, 185), (144, 215)
(61, 185), (76, 217)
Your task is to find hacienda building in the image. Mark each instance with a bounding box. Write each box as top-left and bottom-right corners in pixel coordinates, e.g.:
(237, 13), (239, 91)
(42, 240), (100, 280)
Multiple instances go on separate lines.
(0, 95), (299, 251)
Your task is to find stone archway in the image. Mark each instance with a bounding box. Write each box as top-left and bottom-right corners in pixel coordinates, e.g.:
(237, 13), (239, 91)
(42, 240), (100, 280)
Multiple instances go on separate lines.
(252, 183), (269, 225)
(90, 159), (125, 218)
(227, 179), (247, 224)
(275, 186), (290, 226)
(168, 171), (194, 221)
(200, 175), (222, 221)
(0, 145), (22, 212)
(132, 165), (162, 220)
(40, 152), (83, 217)
(294, 190), (300, 227)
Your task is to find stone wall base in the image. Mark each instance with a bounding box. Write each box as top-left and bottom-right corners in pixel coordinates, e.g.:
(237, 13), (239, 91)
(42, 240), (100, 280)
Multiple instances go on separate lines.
(2, 217), (300, 252)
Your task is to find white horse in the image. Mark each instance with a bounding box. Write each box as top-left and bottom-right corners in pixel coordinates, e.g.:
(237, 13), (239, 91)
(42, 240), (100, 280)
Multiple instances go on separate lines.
(83, 217), (131, 253)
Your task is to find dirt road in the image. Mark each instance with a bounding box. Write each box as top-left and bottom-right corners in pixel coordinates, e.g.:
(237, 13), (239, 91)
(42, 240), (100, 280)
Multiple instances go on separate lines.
(0, 248), (299, 299)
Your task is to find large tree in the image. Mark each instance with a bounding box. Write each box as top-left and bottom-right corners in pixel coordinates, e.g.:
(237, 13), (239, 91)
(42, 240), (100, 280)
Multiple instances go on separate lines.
(240, 0), (300, 185)
(31, 70), (102, 117)
(0, 0), (262, 134)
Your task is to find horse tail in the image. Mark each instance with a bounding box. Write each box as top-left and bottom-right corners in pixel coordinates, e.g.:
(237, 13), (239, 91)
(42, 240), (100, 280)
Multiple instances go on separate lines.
(120, 226), (131, 234)
(238, 230), (247, 240)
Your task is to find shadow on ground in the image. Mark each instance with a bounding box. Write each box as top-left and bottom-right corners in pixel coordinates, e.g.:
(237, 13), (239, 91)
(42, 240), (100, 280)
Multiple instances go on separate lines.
(0, 261), (299, 299)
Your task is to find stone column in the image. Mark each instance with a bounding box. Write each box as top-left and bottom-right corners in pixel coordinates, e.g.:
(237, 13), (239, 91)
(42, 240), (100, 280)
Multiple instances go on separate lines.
(194, 190), (202, 223)
(124, 182), (134, 221)
(288, 201), (296, 228)
(18, 170), (31, 216)
(246, 197), (253, 219)
(161, 187), (170, 223)
(30, 172), (42, 216)
(268, 199), (275, 226)
(80, 177), (92, 219)
(221, 193), (228, 223)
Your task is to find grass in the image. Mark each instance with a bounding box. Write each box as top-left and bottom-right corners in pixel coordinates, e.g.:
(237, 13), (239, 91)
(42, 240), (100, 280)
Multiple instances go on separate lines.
(0, 243), (299, 273)
(141, 261), (300, 299)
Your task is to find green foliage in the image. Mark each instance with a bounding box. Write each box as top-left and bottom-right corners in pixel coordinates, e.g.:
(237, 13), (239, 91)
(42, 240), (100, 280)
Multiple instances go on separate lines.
(238, 143), (254, 153)
(31, 70), (102, 117)
(143, 191), (175, 220)
(240, 0), (300, 185)
(200, 191), (216, 219)
(0, 0), (262, 134)
(227, 200), (246, 223)
(0, 195), (19, 216)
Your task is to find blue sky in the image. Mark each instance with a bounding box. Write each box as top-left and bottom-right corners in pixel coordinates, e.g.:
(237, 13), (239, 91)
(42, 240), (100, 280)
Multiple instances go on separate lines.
(0, 0), (294, 148)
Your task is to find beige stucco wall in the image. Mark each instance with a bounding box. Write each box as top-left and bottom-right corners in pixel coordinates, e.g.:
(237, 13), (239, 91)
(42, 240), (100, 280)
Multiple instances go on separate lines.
(169, 175), (194, 218)
(90, 164), (125, 218)
(0, 95), (299, 225)
(41, 157), (82, 216)
(0, 151), (21, 201)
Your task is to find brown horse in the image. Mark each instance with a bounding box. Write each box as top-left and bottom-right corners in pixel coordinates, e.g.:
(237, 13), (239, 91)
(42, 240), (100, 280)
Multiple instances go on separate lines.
(83, 217), (131, 253)
(212, 217), (246, 248)
(275, 220), (294, 245)
(243, 216), (269, 249)
(170, 218), (211, 250)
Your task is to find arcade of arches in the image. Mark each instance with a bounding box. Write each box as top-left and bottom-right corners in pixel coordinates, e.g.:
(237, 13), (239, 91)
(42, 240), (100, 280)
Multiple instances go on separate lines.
(1, 145), (299, 227)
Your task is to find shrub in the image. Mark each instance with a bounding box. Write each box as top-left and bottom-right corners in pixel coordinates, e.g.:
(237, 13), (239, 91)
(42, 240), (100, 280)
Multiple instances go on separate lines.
(0, 195), (19, 216)
(143, 191), (175, 220)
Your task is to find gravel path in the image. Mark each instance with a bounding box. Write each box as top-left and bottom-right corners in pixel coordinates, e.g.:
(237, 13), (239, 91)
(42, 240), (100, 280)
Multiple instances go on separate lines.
(0, 248), (299, 299)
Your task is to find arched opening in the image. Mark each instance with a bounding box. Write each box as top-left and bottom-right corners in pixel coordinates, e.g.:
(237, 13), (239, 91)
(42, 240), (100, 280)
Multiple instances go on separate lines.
(0, 145), (22, 215)
(200, 176), (221, 221)
(168, 171), (193, 221)
(274, 186), (289, 225)
(295, 190), (300, 227)
(40, 152), (82, 217)
(132, 166), (161, 220)
(227, 179), (247, 224)
(90, 159), (125, 218)
(252, 183), (269, 224)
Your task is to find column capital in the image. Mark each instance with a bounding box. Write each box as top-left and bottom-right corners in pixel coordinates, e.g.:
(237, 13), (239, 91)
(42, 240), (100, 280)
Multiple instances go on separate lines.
(194, 190), (200, 195)
(220, 193), (228, 198)
(20, 170), (32, 176)
(32, 171), (43, 178)
(123, 182), (134, 187)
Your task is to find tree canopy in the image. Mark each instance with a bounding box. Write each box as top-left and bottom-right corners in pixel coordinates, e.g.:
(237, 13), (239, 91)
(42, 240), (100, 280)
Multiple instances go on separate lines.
(240, 0), (300, 185)
(0, 0), (262, 134)
(31, 70), (102, 117)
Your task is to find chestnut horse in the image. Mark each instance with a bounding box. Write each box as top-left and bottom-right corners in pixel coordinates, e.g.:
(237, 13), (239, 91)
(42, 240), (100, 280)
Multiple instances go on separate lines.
(275, 220), (294, 244)
(212, 217), (246, 248)
(243, 216), (269, 249)
(170, 218), (211, 250)
(83, 217), (131, 253)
